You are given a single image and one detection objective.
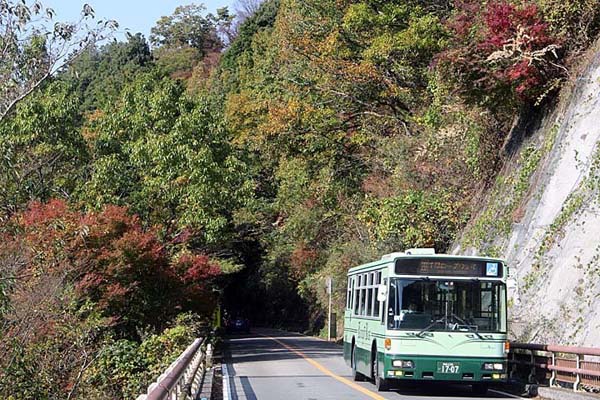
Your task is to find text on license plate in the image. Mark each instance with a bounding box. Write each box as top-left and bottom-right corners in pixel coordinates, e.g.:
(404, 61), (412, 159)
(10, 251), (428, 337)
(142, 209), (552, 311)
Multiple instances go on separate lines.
(437, 362), (460, 374)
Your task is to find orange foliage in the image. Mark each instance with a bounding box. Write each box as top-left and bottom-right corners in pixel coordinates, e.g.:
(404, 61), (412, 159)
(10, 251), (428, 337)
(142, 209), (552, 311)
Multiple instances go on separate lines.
(289, 243), (319, 280)
(81, 109), (105, 143)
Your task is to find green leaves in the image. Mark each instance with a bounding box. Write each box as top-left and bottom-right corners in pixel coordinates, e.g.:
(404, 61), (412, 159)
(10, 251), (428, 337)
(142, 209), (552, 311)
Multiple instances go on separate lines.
(65, 33), (153, 112)
(83, 315), (200, 399)
(148, 2), (235, 81)
(150, 4), (223, 53)
(82, 73), (250, 242)
(360, 190), (464, 251)
(0, 80), (87, 217)
(342, 1), (449, 109)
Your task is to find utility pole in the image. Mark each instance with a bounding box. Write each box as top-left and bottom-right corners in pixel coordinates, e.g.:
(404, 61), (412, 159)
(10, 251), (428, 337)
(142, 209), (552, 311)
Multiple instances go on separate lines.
(327, 277), (332, 341)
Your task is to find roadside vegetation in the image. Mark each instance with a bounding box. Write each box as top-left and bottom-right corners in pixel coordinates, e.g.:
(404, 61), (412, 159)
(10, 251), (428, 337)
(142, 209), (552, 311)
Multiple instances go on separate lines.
(1, 0), (599, 398)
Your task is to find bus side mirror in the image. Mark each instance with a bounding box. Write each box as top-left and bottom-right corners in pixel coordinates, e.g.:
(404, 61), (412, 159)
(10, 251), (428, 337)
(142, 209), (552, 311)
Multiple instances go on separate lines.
(377, 284), (387, 302)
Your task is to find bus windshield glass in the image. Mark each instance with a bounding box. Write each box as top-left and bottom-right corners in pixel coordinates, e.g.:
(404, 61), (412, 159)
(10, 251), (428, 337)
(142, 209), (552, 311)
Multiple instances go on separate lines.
(387, 278), (506, 333)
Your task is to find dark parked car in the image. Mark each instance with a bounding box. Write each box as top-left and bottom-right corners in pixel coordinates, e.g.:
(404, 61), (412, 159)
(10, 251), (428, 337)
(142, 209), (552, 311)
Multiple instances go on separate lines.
(227, 317), (250, 334)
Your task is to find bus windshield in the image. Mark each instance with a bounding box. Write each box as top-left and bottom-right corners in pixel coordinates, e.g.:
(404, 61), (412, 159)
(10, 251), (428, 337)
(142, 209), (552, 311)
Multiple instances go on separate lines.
(387, 278), (506, 333)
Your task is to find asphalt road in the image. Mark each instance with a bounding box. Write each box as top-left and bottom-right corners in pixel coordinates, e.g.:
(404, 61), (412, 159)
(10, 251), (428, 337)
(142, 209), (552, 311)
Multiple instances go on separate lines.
(223, 328), (525, 400)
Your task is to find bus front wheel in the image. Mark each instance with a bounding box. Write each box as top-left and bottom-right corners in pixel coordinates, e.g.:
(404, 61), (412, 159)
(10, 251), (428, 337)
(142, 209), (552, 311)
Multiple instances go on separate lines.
(352, 346), (365, 382)
(472, 383), (488, 395)
(372, 349), (388, 392)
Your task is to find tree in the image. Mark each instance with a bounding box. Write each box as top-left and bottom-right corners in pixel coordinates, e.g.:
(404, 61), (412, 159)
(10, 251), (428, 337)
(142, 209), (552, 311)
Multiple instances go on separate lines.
(214, 0), (476, 331)
(0, 200), (222, 398)
(218, 0), (265, 44)
(217, 0), (279, 88)
(150, 4), (234, 79)
(154, 44), (202, 79)
(65, 32), (154, 112)
(0, 0), (117, 122)
(235, 0), (264, 22)
(80, 72), (251, 242)
(150, 4), (223, 55)
(0, 80), (88, 219)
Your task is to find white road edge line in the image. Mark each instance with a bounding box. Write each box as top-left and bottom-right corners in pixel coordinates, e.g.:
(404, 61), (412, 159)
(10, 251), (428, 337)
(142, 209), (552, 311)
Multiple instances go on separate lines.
(222, 363), (231, 400)
(489, 389), (524, 399)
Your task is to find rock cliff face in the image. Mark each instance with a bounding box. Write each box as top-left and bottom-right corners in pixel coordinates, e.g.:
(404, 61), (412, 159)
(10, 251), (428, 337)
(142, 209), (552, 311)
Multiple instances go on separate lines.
(453, 42), (600, 346)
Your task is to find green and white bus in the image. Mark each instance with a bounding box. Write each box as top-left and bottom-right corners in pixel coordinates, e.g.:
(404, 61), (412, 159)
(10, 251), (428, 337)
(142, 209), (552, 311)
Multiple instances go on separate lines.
(343, 248), (509, 394)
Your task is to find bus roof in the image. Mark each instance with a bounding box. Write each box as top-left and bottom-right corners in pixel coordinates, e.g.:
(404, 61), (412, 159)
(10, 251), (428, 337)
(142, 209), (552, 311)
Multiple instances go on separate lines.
(347, 251), (506, 275)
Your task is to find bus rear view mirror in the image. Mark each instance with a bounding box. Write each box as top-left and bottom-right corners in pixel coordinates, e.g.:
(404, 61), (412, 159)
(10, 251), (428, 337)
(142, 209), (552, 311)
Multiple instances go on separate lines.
(377, 284), (387, 302)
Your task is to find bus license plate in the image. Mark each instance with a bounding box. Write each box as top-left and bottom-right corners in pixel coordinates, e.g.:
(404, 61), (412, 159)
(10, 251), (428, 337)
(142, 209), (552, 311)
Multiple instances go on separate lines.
(437, 362), (460, 374)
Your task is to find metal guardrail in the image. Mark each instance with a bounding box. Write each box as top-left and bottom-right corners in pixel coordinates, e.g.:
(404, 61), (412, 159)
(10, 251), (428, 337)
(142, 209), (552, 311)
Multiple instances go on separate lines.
(510, 342), (600, 392)
(137, 337), (213, 400)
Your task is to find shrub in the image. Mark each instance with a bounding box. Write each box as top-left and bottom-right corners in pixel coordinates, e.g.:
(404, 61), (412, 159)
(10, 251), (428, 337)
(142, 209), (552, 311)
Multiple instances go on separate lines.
(439, 0), (564, 106)
(0, 200), (221, 399)
(359, 190), (464, 252)
(537, 0), (600, 51)
(81, 313), (200, 399)
(6, 200), (222, 335)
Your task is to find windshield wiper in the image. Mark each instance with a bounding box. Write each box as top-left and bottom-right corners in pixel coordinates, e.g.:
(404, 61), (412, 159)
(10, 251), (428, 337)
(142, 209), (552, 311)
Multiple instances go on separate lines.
(418, 315), (485, 339)
(417, 318), (444, 337)
(450, 313), (484, 339)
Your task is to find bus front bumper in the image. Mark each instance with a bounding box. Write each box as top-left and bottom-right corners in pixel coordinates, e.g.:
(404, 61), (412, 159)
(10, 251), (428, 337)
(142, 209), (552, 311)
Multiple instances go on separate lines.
(383, 354), (508, 382)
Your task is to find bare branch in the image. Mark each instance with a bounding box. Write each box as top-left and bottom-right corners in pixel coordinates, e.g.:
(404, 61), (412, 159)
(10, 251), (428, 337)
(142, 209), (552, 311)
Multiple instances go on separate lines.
(0, 0), (118, 122)
(0, 71), (50, 121)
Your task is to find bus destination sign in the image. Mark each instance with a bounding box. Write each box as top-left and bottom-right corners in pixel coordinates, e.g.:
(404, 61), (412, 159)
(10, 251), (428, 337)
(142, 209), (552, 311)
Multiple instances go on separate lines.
(394, 258), (503, 278)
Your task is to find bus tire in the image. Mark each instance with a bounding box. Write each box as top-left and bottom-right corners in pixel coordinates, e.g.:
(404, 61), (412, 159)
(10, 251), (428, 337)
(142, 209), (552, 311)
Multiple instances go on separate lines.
(373, 348), (388, 392)
(352, 345), (365, 382)
(472, 383), (488, 395)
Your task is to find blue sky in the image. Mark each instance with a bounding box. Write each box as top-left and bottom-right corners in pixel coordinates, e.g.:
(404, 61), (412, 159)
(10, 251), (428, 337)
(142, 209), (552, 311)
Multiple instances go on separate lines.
(44, 1), (234, 39)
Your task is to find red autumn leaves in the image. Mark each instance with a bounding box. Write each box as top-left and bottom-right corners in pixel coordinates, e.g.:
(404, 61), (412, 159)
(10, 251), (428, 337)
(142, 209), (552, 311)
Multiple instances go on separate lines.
(8, 199), (221, 331)
(443, 1), (562, 102)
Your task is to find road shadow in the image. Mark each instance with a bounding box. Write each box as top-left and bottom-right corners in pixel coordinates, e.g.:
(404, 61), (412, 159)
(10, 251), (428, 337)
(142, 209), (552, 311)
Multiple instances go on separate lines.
(224, 330), (342, 367)
(229, 376), (258, 400)
(388, 381), (518, 398)
(224, 329), (343, 399)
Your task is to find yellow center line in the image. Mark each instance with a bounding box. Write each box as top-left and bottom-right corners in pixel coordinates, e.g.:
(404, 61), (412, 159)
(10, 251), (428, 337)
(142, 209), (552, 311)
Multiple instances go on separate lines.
(261, 334), (387, 400)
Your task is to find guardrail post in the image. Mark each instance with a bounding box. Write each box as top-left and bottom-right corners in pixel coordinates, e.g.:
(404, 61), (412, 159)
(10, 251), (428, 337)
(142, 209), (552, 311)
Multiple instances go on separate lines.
(549, 352), (556, 387)
(574, 354), (581, 392)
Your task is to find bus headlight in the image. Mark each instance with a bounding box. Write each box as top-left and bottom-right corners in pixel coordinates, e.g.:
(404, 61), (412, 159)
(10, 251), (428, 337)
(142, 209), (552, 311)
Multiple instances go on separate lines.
(482, 363), (504, 371)
(392, 360), (414, 368)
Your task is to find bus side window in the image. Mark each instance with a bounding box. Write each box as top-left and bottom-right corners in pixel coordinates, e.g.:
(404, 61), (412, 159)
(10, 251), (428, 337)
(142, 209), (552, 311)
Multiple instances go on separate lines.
(388, 279), (396, 328)
(381, 278), (387, 324)
(347, 277), (352, 309)
(366, 272), (373, 316)
(354, 275), (360, 315)
(360, 274), (366, 315)
(350, 277), (355, 311)
(373, 272), (380, 318)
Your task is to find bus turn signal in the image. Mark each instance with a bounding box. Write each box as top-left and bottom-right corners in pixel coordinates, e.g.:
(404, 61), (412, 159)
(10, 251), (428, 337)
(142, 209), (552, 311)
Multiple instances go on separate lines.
(385, 338), (391, 350)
